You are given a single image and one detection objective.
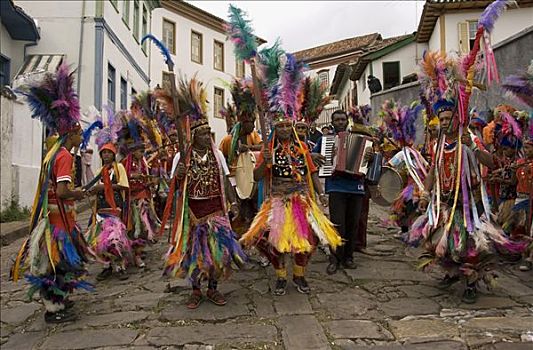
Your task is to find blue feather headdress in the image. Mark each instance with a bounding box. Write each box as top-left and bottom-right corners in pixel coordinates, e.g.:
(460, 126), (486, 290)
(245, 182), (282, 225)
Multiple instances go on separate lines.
(379, 100), (422, 147)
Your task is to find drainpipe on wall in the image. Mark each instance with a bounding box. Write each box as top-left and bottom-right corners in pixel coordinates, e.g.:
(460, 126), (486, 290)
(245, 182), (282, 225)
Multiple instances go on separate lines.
(77, 0), (86, 96)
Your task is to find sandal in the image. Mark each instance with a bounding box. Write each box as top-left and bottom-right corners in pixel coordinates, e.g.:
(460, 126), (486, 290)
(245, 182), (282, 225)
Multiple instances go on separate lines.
(186, 291), (203, 309)
(206, 289), (227, 306)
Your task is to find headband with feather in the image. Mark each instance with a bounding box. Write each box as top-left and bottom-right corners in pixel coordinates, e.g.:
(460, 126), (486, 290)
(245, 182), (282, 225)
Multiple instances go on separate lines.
(348, 104), (372, 126)
(19, 63), (81, 135)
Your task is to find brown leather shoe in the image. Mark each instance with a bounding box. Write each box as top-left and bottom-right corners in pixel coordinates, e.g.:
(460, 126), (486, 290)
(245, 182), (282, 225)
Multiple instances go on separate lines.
(186, 291), (203, 309)
(206, 289), (227, 306)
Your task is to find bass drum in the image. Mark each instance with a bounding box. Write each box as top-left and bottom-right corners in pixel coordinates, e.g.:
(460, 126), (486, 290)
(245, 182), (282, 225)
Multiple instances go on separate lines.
(235, 151), (259, 200)
(370, 166), (405, 207)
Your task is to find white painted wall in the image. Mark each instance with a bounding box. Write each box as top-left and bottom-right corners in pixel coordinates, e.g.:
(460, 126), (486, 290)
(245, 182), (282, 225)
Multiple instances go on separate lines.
(150, 7), (252, 146)
(428, 7), (533, 52)
(429, 17), (441, 52)
(356, 65), (372, 106)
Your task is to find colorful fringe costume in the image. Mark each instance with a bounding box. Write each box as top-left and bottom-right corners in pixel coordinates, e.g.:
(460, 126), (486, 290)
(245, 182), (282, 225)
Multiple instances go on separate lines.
(122, 153), (160, 243)
(86, 161), (133, 270)
(161, 76), (246, 286)
(379, 101), (429, 231)
(11, 64), (93, 312)
(241, 134), (342, 280)
(409, 3), (528, 293)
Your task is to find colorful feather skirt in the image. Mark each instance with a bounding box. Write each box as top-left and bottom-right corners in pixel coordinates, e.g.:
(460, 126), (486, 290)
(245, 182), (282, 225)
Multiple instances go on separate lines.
(406, 203), (528, 282)
(241, 193), (342, 254)
(86, 214), (133, 267)
(130, 197), (161, 242)
(164, 214), (246, 282)
(13, 219), (94, 303)
(501, 198), (532, 238)
(391, 183), (420, 229)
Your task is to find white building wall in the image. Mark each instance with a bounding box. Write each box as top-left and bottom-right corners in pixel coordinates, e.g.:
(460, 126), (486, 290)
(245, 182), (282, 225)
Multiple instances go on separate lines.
(429, 17), (441, 52)
(428, 8), (533, 52)
(101, 0), (151, 104)
(356, 65), (372, 106)
(150, 8), (251, 146)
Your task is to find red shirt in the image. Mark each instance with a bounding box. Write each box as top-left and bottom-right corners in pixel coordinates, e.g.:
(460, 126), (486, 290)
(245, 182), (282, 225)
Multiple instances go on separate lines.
(48, 147), (76, 230)
(516, 159), (533, 194)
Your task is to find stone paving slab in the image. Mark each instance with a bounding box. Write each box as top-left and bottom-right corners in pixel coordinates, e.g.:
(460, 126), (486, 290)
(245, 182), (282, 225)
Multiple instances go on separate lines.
(389, 319), (460, 342)
(324, 320), (394, 340)
(279, 315), (330, 350)
(2, 205), (533, 349)
(40, 329), (139, 349)
(1, 331), (44, 350)
(146, 324), (278, 346)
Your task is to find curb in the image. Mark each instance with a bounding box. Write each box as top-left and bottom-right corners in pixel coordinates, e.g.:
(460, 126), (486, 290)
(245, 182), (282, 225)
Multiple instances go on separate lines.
(0, 200), (92, 247)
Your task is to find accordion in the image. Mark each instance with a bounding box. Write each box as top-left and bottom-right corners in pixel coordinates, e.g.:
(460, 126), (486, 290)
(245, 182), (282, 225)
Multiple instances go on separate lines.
(319, 132), (376, 177)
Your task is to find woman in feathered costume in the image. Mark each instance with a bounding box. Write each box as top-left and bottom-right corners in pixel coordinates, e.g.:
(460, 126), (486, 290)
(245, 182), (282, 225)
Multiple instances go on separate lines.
(11, 63), (93, 323)
(240, 53), (341, 296)
(85, 109), (133, 281)
(163, 75), (245, 309)
(380, 100), (429, 236)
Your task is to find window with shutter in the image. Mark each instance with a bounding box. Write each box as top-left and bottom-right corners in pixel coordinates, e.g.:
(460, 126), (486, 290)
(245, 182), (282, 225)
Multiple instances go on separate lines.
(468, 21), (478, 50)
(458, 22), (469, 54)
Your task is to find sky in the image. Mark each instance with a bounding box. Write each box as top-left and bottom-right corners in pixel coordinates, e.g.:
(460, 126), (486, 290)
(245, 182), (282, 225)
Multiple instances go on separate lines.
(186, 1), (426, 52)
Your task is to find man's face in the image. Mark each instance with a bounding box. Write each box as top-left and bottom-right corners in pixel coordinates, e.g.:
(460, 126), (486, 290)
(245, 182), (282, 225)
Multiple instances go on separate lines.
(193, 127), (212, 149)
(275, 122), (292, 141)
(438, 110), (454, 134)
(501, 145), (516, 159)
(70, 128), (83, 147)
(168, 132), (178, 143)
(429, 125), (439, 138)
(241, 119), (255, 135)
(101, 149), (115, 164)
(332, 113), (348, 132)
(133, 147), (145, 160)
(295, 123), (308, 139)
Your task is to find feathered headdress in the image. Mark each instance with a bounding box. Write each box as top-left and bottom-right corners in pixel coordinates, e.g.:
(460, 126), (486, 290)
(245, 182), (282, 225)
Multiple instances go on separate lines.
(297, 76), (330, 124)
(379, 100), (422, 147)
(176, 75), (208, 132)
(496, 112), (523, 149)
(225, 4), (258, 63)
(502, 60), (533, 108)
(268, 53), (306, 123)
(348, 104), (372, 126)
(417, 51), (461, 116)
(230, 78), (256, 121)
(19, 63), (81, 135)
(94, 106), (124, 154)
(257, 39), (285, 89)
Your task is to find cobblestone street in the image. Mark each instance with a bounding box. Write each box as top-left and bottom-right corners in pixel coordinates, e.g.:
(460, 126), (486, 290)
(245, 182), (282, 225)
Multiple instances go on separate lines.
(1, 205), (532, 350)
